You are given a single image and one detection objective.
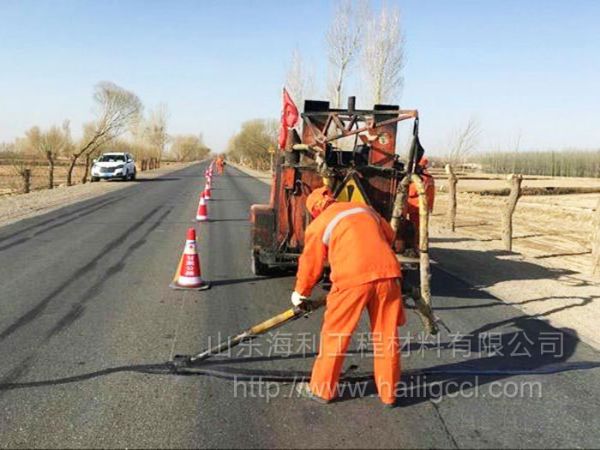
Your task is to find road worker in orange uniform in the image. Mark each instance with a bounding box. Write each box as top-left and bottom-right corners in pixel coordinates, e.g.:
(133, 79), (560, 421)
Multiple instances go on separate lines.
(216, 156), (225, 175)
(407, 157), (435, 249)
(292, 186), (405, 407)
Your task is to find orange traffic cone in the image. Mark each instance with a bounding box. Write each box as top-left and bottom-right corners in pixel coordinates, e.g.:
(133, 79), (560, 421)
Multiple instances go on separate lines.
(196, 193), (208, 221)
(169, 228), (210, 291)
(203, 185), (212, 200)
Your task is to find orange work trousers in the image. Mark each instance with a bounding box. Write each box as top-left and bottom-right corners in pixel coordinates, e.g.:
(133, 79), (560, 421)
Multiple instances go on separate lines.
(309, 277), (405, 404)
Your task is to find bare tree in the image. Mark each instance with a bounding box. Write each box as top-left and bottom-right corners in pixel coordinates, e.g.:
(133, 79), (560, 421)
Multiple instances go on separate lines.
(445, 164), (458, 231)
(227, 119), (278, 170)
(11, 160), (32, 194)
(285, 49), (315, 110)
(7, 140), (33, 194)
(143, 104), (169, 166)
(326, 0), (365, 107)
(128, 104), (169, 171)
(362, 3), (405, 105)
(25, 122), (71, 189)
(170, 134), (210, 162)
(66, 81), (142, 186)
(502, 174), (523, 252)
(446, 118), (481, 166)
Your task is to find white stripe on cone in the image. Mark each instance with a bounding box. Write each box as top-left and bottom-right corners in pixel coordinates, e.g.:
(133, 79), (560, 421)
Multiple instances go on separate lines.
(175, 237), (205, 287)
(196, 195), (208, 221)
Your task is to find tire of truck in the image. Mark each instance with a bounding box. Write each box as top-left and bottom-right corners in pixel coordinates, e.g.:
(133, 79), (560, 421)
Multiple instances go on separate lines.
(91, 177), (99, 182)
(251, 250), (271, 276)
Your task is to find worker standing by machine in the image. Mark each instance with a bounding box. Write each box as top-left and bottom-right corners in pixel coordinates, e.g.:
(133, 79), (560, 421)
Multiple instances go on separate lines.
(216, 155), (225, 175)
(291, 187), (405, 407)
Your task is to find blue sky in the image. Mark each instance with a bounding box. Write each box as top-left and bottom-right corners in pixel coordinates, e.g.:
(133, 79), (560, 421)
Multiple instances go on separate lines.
(1, 0), (599, 154)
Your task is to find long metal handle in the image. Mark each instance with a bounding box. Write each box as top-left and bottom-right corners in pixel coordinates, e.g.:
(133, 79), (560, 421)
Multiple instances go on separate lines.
(188, 300), (325, 363)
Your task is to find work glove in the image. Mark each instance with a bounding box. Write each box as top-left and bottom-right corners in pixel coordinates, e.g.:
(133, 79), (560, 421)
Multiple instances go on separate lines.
(291, 291), (308, 307)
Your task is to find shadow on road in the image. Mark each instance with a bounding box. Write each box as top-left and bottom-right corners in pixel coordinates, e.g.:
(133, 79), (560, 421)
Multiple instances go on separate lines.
(331, 320), (592, 406)
(430, 247), (583, 287)
(3, 323), (600, 407)
(209, 275), (291, 287)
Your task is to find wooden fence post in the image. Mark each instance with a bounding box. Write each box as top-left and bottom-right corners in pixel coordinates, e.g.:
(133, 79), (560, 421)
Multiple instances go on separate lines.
(445, 164), (458, 231)
(23, 169), (31, 194)
(592, 197), (600, 277)
(502, 174), (523, 251)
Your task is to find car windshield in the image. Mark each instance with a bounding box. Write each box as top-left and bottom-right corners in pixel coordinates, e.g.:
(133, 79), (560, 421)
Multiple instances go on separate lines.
(98, 154), (126, 162)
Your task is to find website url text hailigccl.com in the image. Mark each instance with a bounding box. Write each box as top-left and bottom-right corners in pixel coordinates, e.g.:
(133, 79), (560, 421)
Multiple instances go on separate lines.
(232, 376), (543, 404)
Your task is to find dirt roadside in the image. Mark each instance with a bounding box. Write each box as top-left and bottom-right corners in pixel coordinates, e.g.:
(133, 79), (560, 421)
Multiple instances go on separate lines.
(229, 161), (600, 350)
(0, 162), (197, 228)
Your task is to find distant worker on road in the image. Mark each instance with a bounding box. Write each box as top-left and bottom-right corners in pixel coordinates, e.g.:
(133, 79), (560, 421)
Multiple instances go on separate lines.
(292, 187), (405, 407)
(216, 155), (225, 175)
(407, 157), (435, 249)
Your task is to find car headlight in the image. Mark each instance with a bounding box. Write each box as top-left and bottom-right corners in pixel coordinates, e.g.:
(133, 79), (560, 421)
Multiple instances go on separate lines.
(116, 164), (124, 169)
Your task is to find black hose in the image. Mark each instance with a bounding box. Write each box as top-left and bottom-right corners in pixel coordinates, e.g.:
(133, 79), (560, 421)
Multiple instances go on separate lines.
(171, 360), (600, 381)
(2, 360), (599, 392)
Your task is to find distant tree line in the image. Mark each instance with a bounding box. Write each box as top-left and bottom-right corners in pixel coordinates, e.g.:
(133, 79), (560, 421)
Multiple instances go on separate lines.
(226, 119), (278, 170)
(477, 149), (600, 178)
(0, 81), (209, 194)
(170, 134), (211, 162)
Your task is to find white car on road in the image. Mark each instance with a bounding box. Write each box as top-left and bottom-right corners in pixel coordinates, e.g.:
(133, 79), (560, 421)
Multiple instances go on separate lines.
(91, 152), (137, 182)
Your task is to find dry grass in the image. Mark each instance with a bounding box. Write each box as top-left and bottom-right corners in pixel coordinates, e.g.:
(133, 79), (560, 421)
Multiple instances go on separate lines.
(0, 160), (89, 195)
(430, 172), (599, 275)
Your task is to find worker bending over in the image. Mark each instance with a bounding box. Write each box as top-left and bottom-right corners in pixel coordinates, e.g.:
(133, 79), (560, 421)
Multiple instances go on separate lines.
(292, 187), (405, 407)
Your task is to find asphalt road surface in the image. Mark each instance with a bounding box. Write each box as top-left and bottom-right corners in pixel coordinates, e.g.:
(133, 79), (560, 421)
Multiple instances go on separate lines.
(1, 161), (600, 448)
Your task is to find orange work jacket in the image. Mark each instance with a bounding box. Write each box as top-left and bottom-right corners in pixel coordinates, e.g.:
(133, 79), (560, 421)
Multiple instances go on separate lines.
(294, 202), (402, 297)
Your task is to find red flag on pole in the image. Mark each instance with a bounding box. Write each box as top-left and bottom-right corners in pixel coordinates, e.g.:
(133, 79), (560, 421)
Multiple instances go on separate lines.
(278, 88), (299, 150)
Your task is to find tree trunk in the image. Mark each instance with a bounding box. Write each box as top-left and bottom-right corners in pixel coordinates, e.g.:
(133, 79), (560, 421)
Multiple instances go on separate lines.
(445, 164), (457, 231)
(66, 154), (78, 186)
(22, 169), (31, 194)
(592, 197), (600, 277)
(46, 152), (54, 189)
(335, 66), (343, 108)
(502, 174), (523, 252)
(81, 154), (91, 184)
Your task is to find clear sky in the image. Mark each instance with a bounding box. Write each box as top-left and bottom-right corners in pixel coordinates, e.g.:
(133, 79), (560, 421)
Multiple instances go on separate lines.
(1, 0), (599, 155)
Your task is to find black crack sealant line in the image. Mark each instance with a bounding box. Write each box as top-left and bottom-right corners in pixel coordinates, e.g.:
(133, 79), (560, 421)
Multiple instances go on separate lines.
(2, 359), (600, 393)
(1, 301), (599, 392)
(167, 297), (600, 381)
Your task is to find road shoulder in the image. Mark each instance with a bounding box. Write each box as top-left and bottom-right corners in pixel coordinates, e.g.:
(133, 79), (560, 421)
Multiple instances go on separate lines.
(0, 162), (197, 228)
